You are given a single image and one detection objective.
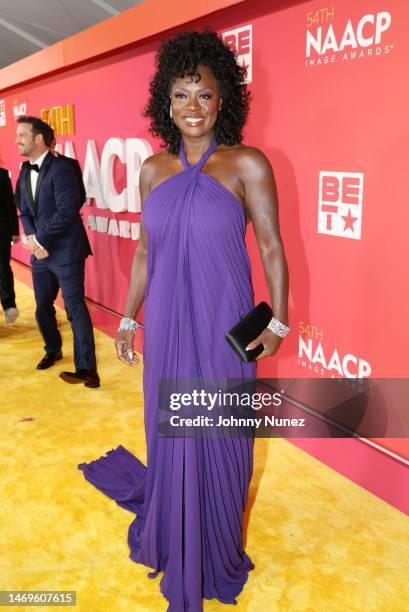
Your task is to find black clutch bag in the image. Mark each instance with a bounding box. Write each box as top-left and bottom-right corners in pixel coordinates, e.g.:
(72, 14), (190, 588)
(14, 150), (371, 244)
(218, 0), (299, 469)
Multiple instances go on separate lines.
(225, 301), (273, 362)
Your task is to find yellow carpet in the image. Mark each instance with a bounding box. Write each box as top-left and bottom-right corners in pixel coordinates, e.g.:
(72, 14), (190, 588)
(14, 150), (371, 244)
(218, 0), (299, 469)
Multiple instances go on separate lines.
(1, 278), (408, 612)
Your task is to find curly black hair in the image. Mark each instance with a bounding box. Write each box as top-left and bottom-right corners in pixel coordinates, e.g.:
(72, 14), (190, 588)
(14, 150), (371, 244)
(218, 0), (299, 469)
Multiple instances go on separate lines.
(144, 29), (250, 153)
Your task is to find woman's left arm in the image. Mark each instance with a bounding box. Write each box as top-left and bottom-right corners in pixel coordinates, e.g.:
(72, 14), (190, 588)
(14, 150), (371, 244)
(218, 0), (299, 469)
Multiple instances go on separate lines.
(240, 148), (289, 360)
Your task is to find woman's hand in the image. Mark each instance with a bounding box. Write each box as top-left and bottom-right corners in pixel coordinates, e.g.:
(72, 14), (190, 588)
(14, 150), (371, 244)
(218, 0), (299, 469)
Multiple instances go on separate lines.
(246, 329), (283, 360)
(115, 330), (140, 366)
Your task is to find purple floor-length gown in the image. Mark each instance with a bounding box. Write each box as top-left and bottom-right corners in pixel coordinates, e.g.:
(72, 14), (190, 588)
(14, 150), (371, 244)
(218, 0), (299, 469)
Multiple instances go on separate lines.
(78, 137), (256, 611)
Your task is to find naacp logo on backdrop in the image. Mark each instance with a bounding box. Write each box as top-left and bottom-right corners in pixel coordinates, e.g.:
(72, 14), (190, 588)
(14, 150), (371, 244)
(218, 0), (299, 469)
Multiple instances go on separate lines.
(298, 322), (372, 378)
(305, 7), (393, 67)
(13, 102), (27, 119)
(38, 102), (153, 241)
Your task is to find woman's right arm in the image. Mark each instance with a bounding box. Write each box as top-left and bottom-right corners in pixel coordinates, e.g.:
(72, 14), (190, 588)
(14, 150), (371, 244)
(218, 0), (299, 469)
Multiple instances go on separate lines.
(115, 158), (153, 365)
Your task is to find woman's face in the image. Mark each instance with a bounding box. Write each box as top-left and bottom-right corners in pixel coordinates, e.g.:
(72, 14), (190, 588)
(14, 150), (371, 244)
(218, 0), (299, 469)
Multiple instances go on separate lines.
(170, 64), (221, 138)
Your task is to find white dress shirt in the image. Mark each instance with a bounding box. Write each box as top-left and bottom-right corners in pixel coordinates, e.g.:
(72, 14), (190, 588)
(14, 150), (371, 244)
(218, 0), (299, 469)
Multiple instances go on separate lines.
(29, 149), (49, 197)
(29, 149), (49, 249)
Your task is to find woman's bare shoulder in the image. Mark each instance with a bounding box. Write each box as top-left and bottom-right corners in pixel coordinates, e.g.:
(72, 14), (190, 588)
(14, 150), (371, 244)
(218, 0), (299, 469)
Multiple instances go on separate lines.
(141, 150), (174, 172)
(140, 150), (176, 186)
(221, 144), (273, 178)
(235, 144), (271, 165)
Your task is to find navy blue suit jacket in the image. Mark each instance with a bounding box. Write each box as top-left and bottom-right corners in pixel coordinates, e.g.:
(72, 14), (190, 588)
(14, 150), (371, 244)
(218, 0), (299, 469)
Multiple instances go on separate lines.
(18, 152), (92, 265)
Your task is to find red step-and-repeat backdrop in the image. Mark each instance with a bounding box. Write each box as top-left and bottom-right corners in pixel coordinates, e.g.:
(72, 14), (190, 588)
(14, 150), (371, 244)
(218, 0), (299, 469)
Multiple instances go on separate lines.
(0, 0), (407, 456)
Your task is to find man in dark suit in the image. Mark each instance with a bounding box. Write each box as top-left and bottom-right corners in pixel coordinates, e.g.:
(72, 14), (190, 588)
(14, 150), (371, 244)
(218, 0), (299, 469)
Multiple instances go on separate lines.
(16, 116), (99, 388)
(15, 139), (86, 327)
(0, 167), (19, 324)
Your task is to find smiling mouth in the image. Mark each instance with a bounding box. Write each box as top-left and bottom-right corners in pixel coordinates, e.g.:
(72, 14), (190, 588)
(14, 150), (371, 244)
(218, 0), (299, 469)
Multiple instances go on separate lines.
(184, 117), (205, 125)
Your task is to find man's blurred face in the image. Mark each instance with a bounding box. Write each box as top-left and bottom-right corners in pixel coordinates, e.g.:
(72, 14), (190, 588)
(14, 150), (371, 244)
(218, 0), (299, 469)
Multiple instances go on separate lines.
(15, 123), (42, 158)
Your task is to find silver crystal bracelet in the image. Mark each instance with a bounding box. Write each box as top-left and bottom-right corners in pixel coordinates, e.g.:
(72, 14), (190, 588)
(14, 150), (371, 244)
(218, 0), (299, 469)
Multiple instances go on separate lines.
(267, 317), (290, 338)
(118, 317), (141, 332)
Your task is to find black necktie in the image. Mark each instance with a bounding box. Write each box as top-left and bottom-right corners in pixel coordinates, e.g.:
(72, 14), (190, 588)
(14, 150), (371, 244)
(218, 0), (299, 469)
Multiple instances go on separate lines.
(30, 164), (40, 173)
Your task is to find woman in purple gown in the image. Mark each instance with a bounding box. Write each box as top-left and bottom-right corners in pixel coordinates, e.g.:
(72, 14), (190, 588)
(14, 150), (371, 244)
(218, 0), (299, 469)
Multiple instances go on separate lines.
(79, 31), (289, 611)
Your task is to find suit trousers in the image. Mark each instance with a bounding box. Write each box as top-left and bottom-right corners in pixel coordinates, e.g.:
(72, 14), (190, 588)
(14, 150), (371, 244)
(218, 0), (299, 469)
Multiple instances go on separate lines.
(0, 238), (16, 311)
(32, 258), (96, 371)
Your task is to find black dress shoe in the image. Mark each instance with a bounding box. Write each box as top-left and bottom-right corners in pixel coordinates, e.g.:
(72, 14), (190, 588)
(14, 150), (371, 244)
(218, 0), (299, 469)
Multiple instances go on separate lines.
(59, 369), (100, 388)
(37, 350), (63, 370)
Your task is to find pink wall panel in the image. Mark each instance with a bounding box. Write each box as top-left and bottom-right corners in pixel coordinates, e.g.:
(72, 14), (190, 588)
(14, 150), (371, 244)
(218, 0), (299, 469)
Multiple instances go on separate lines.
(1, 0), (407, 506)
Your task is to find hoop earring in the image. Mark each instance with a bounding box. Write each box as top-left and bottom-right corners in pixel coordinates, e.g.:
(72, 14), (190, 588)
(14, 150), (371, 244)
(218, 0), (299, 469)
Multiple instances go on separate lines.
(169, 106), (173, 119)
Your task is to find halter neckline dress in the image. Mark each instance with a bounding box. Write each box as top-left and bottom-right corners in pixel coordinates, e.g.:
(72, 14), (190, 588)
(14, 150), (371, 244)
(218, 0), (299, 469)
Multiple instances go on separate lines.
(79, 136), (256, 611)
